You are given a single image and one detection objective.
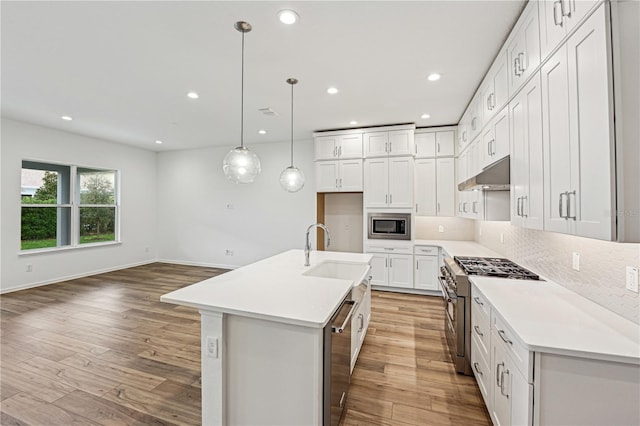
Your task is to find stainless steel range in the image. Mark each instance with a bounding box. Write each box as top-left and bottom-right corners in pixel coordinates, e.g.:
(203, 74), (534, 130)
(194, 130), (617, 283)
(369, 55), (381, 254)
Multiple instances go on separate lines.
(439, 256), (540, 375)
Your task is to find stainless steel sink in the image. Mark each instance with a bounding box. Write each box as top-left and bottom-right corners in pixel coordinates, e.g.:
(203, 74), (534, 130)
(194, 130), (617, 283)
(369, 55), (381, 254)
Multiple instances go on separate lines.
(303, 261), (370, 286)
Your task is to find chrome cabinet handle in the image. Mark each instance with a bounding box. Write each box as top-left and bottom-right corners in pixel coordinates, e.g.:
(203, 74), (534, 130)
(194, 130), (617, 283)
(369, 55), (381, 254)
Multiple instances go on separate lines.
(415, 144), (417, 155)
(463, 202), (468, 213)
(389, 258), (392, 268)
(384, 247), (394, 251)
(491, 93), (496, 109)
(416, 260), (419, 270)
(487, 141), (492, 156)
(437, 142), (440, 153)
(522, 196), (528, 217)
(474, 325), (484, 337)
(385, 258), (388, 267)
(437, 202), (441, 213)
(336, 178), (339, 189)
(500, 368), (510, 397)
(518, 52), (528, 72)
(514, 56), (521, 76)
(416, 203), (418, 213)
(473, 362), (483, 376)
(338, 146), (342, 157)
(389, 194), (392, 204)
(385, 194), (388, 204)
(473, 296), (484, 306)
(553, 1), (563, 26)
(472, 201), (478, 214)
(487, 95), (491, 111)
(498, 329), (513, 345)
(471, 117), (477, 130)
(496, 362), (504, 387)
(567, 190), (576, 220)
(560, 0), (571, 17)
(339, 178), (343, 188)
(388, 142), (392, 153)
(463, 131), (467, 142)
(517, 196), (522, 217)
(358, 313), (364, 332)
(559, 191), (569, 218)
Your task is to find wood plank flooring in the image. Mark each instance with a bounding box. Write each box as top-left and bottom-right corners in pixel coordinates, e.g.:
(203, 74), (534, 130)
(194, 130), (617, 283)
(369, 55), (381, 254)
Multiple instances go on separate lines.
(1, 263), (490, 426)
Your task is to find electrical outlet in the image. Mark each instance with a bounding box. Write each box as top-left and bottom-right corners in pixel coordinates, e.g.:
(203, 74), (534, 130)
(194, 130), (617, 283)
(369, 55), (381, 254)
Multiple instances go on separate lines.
(206, 336), (218, 358)
(438, 225), (445, 233)
(226, 203), (234, 210)
(572, 252), (580, 271)
(225, 249), (234, 256)
(26, 264), (33, 272)
(626, 267), (639, 292)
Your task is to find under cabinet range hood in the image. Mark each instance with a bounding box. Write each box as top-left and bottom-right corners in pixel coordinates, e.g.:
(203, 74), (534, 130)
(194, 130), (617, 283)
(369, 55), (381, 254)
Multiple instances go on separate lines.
(458, 156), (510, 191)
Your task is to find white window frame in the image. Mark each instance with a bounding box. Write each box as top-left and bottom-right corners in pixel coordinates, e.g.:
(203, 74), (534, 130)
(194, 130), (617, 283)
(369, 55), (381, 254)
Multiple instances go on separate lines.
(20, 160), (121, 255)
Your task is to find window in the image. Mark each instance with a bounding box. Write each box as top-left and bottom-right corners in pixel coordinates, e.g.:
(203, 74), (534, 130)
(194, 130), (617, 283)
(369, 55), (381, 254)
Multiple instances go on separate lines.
(20, 161), (119, 251)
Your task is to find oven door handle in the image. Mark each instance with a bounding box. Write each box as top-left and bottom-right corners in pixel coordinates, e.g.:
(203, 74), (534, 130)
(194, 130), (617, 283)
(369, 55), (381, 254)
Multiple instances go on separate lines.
(438, 276), (457, 304)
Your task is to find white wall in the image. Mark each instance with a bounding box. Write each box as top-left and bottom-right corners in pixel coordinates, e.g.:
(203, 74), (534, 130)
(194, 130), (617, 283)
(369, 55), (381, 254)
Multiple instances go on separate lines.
(156, 140), (316, 268)
(475, 221), (640, 324)
(0, 118), (158, 292)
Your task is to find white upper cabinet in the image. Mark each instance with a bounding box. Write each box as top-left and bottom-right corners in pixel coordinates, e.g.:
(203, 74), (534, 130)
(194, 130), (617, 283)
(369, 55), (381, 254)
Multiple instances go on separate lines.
(482, 106), (510, 169)
(364, 157), (414, 208)
(469, 94), (484, 141)
(414, 130), (455, 158)
(539, 0), (600, 60)
(415, 157), (455, 217)
(314, 133), (363, 160)
(316, 159), (363, 193)
(542, 3), (615, 240)
(364, 129), (414, 158)
(458, 111), (471, 152)
(481, 50), (510, 122)
(436, 158), (456, 217)
(510, 72), (544, 230)
(507, 1), (541, 96)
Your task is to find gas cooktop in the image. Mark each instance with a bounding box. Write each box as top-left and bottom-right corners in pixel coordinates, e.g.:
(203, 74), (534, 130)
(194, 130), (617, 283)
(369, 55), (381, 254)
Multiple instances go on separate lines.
(454, 256), (540, 280)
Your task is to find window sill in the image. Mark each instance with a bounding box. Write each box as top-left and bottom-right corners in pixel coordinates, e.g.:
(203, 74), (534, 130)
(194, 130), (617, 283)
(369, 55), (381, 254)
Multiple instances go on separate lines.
(18, 241), (122, 256)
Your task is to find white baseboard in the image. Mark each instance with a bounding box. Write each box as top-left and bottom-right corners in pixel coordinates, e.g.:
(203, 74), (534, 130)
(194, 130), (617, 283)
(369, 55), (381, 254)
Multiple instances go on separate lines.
(0, 259), (157, 294)
(157, 258), (238, 270)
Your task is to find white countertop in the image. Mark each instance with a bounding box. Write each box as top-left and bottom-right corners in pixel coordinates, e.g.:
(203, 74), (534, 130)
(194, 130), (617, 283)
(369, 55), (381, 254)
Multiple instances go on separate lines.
(414, 239), (501, 258)
(471, 276), (640, 365)
(160, 249), (372, 329)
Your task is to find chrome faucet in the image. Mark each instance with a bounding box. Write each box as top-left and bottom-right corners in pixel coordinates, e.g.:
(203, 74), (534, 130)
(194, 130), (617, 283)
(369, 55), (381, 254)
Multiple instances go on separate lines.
(304, 223), (331, 266)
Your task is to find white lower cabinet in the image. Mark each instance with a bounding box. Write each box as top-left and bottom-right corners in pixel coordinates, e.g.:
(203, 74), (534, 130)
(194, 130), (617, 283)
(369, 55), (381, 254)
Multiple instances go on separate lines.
(414, 245), (439, 291)
(366, 245), (413, 289)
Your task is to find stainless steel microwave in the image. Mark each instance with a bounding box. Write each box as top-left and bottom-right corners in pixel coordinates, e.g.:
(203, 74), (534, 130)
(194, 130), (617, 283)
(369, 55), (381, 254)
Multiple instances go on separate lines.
(367, 213), (411, 240)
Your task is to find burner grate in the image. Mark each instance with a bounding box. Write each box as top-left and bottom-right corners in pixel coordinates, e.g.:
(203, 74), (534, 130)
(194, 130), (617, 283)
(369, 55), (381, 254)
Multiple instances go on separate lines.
(454, 256), (539, 280)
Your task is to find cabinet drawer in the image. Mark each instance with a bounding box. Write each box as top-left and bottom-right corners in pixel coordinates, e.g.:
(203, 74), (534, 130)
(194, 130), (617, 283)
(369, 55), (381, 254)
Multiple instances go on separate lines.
(471, 297), (491, 359)
(471, 285), (491, 321)
(471, 332), (492, 407)
(492, 312), (532, 382)
(414, 245), (438, 256)
(365, 244), (412, 255)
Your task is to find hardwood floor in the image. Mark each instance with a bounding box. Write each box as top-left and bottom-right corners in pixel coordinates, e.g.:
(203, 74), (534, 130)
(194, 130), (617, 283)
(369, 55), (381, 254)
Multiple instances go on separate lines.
(1, 263), (490, 426)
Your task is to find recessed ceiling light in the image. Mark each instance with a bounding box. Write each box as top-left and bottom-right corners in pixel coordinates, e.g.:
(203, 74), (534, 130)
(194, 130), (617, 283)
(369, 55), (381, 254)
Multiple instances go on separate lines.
(278, 10), (299, 25)
(427, 73), (441, 81)
(349, 121), (358, 125)
(61, 115), (73, 121)
(187, 91), (199, 99)
(155, 140), (163, 144)
(421, 113), (431, 119)
(327, 87), (339, 95)
(258, 130), (267, 135)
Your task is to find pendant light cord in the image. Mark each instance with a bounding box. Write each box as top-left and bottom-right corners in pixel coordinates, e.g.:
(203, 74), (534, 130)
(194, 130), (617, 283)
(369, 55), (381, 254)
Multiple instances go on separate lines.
(290, 82), (294, 167)
(240, 30), (245, 149)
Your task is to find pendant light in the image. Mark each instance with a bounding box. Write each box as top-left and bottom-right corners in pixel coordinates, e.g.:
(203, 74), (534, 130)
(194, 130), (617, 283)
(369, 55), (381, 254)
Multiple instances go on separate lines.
(223, 21), (261, 184)
(279, 78), (305, 192)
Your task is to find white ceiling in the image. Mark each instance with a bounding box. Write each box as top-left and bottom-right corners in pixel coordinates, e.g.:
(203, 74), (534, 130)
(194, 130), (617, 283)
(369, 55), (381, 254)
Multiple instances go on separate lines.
(1, 1), (526, 152)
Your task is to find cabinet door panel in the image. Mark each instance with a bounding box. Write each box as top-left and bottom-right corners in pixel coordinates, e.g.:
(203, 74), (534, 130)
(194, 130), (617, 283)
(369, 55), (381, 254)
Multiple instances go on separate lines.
(493, 52), (510, 112)
(542, 45), (572, 234)
(388, 130), (414, 156)
(369, 254), (388, 287)
(415, 255), (438, 290)
(540, 0), (567, 60)
(492, 107), (510, 164)
(316, 161), (338, 192)
(315, 136), (338, 160)
(364, 132), (389, 157)
(414, 132), (436, 158)
(436, 158), (456, 217)
(388, 254), (413, 288)
(339, 134), (363, 159)
(388, 157), (414, 208)
(567, 4), (614, 240)
(524, 74), (544, 230)
(510, 88), (527, 228)
(436, 131), (455, 157)
(566, 0), (599, 32)
(364, 158), (389, 207)
(339, 160), (363, 192)
(415, 159), (437, 216)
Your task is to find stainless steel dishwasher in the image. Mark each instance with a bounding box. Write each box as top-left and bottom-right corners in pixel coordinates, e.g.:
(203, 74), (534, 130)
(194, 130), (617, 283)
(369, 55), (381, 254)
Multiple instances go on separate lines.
(323, 296), (356, 426)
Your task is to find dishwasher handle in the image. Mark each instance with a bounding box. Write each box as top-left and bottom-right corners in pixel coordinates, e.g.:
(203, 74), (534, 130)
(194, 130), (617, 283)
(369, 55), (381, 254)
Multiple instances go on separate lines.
(332, 300), (357, 334)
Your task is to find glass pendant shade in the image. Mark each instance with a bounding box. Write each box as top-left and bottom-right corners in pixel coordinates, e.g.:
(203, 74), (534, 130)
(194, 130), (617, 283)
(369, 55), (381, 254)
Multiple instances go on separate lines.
(223, 146), (261, 184)
(279, 166), (305, 192)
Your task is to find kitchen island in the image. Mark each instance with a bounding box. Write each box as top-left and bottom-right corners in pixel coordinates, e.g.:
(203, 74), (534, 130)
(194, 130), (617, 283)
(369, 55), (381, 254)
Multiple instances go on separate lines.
(161, 249), (372, 426)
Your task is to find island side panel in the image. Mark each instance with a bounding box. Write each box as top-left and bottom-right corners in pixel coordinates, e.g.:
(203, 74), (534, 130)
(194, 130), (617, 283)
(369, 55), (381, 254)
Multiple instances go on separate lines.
(200, 311), (226, 425)
(534, 352), (640, 425)
(225, 314), (324, 425)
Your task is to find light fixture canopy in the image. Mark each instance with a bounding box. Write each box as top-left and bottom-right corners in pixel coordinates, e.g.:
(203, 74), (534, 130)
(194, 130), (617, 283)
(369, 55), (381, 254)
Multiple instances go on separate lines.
(280, 78), (305, 193)
(223, 21), (261, 184)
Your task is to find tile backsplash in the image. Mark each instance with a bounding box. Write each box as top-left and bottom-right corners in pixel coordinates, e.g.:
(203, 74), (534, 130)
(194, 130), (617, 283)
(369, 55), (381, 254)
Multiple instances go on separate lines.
(415, 216), (475, 240)
(475, 221), (640, 324)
